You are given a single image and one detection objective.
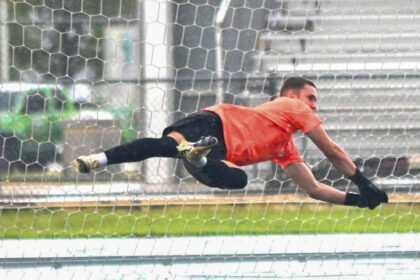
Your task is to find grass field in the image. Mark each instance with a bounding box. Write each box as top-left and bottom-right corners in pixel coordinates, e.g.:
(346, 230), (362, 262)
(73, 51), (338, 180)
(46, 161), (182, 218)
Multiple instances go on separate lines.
(0, 203), (418, 239)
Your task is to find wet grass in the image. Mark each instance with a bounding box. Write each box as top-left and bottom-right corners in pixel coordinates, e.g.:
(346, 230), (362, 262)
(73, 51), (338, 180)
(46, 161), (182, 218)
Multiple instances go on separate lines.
(0, 203), (418, 239)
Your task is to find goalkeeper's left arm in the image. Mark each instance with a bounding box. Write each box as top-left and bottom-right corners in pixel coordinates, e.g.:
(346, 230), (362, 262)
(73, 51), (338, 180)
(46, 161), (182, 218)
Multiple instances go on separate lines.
(285, 161), (370, 207)
(305, 125), (388, 209)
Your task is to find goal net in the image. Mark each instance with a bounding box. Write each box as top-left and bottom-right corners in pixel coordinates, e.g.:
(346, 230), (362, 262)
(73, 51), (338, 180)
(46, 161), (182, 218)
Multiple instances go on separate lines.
(0, 0), (419, 278)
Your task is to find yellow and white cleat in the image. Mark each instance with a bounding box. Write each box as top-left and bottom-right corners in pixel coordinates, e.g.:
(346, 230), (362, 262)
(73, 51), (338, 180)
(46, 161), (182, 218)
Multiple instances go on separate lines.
(177, 136), (218, 161)
(73, 156), (100, 173)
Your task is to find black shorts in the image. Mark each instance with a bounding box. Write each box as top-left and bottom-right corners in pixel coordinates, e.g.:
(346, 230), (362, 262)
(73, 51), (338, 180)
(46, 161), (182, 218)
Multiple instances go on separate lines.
(162, 111), (228, 160)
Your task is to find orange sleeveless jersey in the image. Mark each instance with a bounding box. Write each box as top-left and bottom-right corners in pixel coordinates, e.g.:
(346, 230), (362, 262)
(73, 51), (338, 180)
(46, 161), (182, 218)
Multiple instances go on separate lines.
(204, 97), (323, 168)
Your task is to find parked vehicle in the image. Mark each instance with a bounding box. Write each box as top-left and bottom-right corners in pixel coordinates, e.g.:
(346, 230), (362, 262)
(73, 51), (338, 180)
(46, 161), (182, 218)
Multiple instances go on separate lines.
(0, 83), (138, 176)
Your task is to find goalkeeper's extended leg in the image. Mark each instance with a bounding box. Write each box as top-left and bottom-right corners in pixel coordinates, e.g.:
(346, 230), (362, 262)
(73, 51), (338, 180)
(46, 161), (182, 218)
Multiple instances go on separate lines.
(73, 136), (179, 173)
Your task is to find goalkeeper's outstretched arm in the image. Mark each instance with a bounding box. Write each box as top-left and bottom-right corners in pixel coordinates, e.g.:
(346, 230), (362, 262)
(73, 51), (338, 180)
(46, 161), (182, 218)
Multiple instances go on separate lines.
(301, 125), (388, 209)
(285, 161), (348, 205)
(306, 126), (356, 177)
(285, 161), (370, 207)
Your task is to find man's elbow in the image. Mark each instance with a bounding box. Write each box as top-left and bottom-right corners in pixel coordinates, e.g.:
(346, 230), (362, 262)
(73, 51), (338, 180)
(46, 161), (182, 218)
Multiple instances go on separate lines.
(304, 185), (323, 200)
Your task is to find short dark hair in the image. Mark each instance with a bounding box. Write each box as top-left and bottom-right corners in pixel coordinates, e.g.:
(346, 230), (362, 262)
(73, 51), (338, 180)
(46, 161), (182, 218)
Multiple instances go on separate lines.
(279, 77), (316, 96)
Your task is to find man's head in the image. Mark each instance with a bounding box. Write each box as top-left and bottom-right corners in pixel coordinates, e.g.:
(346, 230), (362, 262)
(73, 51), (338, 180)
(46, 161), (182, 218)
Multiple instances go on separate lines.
(279, 77), (318, 111)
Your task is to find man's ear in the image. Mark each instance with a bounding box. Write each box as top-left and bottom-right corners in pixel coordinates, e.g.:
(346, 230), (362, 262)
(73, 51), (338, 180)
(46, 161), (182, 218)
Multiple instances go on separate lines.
(285, 90), (299, 99)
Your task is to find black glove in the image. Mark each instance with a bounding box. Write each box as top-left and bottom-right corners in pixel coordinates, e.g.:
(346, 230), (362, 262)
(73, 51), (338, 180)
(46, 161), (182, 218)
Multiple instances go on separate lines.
(344, 192), (369, 208)
(349, 169), (389, 210)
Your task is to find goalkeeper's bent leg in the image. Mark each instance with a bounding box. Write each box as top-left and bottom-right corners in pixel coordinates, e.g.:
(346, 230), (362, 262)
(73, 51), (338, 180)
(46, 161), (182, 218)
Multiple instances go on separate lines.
(105, 136), (179, 165)
(183, 158), (248, 189)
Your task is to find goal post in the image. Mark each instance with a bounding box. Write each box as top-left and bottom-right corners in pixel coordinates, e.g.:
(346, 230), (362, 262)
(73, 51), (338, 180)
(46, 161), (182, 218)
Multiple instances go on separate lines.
(0, 0), (419, 278)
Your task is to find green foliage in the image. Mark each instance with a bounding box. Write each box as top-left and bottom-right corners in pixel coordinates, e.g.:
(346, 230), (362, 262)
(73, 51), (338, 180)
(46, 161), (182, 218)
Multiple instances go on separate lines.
(0, 87), (76, 142)
(112, 107), (138, 143)
(0, 203), (418, 239)
(0, 86), (140, 144)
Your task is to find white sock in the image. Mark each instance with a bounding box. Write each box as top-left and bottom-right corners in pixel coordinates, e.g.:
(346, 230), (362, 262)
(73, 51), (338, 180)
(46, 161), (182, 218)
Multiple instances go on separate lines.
(189, 156), (207, 168)
(93, 152), (108, 166)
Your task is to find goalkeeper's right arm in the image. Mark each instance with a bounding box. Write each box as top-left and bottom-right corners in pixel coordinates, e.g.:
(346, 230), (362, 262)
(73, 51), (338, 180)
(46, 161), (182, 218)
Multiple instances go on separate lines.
(306, 125), (357, 177)
(306, 125), (388, 209)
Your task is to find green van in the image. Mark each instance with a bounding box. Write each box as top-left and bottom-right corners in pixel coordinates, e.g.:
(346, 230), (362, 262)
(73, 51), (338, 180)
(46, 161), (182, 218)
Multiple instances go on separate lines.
(0, 83), (138, 176)
(0, 84), (78, 174)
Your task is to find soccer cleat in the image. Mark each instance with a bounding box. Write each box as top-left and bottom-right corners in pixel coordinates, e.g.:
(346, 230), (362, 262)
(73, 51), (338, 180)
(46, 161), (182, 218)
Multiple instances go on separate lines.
(73, 156), (100, 173)
(177, 136), (218, 161)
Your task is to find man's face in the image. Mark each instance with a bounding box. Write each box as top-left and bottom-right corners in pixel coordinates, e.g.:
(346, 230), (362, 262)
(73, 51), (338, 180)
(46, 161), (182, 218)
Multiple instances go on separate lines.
(295, 85), (318, 111)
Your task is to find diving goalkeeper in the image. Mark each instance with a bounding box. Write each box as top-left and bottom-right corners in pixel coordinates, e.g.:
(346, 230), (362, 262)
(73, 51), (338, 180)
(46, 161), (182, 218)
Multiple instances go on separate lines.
(74, 77), (388, 209)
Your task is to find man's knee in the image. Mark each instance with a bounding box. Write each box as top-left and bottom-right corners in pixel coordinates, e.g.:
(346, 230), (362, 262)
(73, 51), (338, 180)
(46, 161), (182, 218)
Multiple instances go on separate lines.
(207, 167), (248, 190)
(220, 168), (248, 189)
(183, 159), (248, 190)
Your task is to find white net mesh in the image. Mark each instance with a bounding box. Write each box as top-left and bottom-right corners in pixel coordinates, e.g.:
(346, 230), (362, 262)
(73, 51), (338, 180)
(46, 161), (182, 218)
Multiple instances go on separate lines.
(0, 0), (419, 278)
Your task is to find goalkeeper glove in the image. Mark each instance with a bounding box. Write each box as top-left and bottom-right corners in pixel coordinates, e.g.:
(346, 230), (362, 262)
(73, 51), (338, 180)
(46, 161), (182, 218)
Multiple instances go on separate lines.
(349, 169), (389, 210)
(344, 192), (369, 208)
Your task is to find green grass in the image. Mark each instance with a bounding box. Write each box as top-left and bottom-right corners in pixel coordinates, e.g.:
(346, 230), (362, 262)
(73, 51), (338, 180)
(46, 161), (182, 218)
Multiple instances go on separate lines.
(0, 203), (418, 239)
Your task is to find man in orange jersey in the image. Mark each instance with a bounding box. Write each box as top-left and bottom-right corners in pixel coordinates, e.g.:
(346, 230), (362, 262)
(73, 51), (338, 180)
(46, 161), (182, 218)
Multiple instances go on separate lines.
(74, 77), (388, 209)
